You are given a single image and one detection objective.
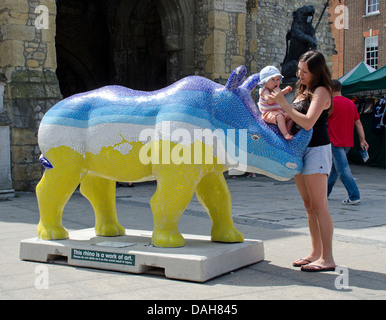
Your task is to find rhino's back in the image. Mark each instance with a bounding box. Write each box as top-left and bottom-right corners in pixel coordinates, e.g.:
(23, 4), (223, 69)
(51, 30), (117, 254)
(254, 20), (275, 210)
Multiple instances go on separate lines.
(42, 77), (222, 129)
(39, 78), (223, 156)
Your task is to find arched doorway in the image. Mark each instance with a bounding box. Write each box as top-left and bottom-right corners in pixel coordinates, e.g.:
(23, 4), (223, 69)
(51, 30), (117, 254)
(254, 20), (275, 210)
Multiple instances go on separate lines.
(55, 0), (110, 97)
(111, 0), (167, 91)
(55, 0), (168, 97)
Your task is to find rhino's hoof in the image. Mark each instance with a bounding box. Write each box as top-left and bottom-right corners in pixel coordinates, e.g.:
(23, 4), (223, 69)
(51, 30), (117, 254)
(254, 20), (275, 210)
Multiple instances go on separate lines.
(37, 223), (69, 240)
(95, 223), (126, 237)
(211, 227), (244, 243)
(152, 229), (185, 248)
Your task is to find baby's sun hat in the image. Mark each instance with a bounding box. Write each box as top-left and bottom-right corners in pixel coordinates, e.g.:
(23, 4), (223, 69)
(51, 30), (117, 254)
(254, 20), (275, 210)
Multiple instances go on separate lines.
(258, 66), (283, 86)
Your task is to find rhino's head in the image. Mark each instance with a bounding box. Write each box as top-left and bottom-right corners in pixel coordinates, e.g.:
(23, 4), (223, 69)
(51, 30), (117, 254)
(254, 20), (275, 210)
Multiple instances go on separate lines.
(210, 66), (312, 180)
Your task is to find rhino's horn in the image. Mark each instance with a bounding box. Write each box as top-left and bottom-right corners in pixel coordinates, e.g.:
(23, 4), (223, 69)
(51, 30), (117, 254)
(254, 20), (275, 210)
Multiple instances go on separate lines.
(240, 73), (260, 92)
(225, 65), (247, 90)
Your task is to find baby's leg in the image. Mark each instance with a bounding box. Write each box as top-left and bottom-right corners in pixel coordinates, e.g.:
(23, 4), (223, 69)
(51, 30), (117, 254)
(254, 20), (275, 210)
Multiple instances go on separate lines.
(277, 114), (293, 140)
(287, 119), (294, 134)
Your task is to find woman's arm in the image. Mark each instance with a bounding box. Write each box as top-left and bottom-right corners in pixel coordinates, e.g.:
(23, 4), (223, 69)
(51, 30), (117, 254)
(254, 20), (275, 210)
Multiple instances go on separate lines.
(267, 86), (330, 130)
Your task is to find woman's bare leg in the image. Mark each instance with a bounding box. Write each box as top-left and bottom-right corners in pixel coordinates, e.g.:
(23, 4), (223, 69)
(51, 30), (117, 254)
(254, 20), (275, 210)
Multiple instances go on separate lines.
(294, 173), (335, 268)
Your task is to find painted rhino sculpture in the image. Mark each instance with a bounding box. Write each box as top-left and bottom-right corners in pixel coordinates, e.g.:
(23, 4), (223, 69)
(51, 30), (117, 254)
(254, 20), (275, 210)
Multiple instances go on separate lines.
(36, 65), (312, 247)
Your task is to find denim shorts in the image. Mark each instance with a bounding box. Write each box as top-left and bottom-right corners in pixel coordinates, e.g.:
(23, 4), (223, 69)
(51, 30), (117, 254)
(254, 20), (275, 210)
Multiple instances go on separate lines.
(301, 144), (332, 175)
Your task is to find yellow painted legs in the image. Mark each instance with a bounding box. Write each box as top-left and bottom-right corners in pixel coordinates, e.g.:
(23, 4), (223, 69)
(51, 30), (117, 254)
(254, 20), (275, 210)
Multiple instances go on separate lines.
(196, 173), (244, 243)
(80, 175), (125, 237)
(36, 147), (85, 240)
(36, 147), (125, 240)
(150, 169), (244, 247)
(150, 168), (196, 247)
(36, 148), (243, 247)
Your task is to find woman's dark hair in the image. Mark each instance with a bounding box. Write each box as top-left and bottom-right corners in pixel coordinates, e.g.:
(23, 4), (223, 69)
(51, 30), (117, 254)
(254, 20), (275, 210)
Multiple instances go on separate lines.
(296, 51), (333, 112)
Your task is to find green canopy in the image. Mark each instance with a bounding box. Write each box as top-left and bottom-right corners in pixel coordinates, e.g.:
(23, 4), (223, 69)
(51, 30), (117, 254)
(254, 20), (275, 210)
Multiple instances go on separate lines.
(339, 61), (376, 85)
(342, 65), (386, 94)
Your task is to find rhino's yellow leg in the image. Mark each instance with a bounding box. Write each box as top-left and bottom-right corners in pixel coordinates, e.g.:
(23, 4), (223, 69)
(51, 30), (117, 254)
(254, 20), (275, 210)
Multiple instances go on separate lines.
(150, 168), (197, 247)
(196, 173), (244, 243)
(36, 147), (85, 240)
(80, 175), (125, 237)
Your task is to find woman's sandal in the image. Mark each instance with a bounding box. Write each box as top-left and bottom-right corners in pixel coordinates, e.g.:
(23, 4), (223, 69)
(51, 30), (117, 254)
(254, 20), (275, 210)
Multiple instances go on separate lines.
(292, 258), (312, 267)
(301, 264), (336, 272)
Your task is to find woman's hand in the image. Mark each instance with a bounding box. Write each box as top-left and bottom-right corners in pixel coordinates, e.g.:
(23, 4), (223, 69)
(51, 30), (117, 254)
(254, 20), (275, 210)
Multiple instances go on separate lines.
(267, 87), (288, 106)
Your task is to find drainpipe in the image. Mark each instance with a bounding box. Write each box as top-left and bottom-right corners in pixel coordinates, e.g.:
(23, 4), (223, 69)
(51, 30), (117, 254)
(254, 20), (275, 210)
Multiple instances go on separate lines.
(0, 73), (15, 200)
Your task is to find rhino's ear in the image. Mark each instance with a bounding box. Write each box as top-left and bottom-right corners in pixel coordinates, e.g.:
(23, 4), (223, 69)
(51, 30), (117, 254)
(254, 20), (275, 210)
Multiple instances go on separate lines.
(225, 65), (247, 90)
(240, 73), (260, 92)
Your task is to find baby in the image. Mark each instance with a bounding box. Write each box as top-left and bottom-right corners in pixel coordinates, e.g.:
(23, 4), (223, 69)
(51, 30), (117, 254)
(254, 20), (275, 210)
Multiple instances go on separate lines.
(257, 66), (294, 140)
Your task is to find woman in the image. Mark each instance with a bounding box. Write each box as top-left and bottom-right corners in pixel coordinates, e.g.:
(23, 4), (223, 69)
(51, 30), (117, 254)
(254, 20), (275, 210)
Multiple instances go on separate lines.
(268, 50), (336, 272)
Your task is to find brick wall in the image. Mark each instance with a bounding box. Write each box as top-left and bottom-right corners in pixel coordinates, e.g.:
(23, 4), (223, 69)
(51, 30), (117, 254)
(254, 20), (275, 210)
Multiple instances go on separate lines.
(344, 0), (385, 73)
(329, 0), (345, 79)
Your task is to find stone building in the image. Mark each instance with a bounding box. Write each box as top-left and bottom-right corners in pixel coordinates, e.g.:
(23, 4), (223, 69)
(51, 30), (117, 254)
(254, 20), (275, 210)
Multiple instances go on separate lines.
(0, 0), (335, 191)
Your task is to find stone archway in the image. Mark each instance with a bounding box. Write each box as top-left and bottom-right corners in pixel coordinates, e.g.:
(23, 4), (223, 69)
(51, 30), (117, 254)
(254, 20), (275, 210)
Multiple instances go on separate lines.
(157, 0), (195, 80)
(55, 0), (195, 97)
(111, 0), (167, 91)
(55, 0), (111, 97)
(111, 0), (195, 86)
(55, 0), (178, 97)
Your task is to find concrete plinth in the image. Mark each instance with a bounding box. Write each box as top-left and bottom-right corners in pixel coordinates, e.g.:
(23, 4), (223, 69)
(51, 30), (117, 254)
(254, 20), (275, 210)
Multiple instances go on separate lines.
(20, 228), (264, 282)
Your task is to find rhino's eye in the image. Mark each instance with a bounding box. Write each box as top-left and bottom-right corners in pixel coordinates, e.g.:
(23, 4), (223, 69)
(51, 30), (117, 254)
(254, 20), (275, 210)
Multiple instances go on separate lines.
(251, 134), (260, 141)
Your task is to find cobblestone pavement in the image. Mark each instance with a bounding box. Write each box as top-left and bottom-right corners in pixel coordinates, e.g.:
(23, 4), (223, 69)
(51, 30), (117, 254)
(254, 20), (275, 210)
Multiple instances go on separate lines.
(1, 164), (385, 301)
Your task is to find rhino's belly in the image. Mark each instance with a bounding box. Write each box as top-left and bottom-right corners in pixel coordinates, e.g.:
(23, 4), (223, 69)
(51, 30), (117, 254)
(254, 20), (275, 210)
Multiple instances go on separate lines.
(39, 123), (151, 155)
(85, 142), (154, 182)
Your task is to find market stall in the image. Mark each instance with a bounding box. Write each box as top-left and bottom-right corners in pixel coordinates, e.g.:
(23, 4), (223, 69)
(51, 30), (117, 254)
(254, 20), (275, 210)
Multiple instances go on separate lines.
(341, 65), (386, 168)
(342, 65), (386, 95)
(339, 61), (376, 86)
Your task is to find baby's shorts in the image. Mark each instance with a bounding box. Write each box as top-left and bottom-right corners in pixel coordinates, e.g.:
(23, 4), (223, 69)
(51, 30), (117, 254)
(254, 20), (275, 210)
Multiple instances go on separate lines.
(262, 110), (288, 124)
(301, 144), (332, 175)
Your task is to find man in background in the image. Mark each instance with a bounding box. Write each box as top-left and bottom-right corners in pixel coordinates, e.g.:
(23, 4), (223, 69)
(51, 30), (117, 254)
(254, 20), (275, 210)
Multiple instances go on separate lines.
(327, 79), (369, 205)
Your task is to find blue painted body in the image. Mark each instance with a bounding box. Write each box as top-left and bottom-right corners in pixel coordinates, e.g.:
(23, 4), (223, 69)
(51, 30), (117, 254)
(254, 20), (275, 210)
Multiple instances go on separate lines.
(40, 66), (312, 180)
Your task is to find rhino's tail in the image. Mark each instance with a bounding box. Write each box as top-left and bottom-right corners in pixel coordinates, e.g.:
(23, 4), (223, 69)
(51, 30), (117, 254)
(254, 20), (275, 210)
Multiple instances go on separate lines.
(39, 155), (53, 169)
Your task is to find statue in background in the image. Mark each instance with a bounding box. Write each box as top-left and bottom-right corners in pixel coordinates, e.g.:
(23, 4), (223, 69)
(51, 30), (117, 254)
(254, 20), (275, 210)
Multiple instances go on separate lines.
(281, 5), (317, 82)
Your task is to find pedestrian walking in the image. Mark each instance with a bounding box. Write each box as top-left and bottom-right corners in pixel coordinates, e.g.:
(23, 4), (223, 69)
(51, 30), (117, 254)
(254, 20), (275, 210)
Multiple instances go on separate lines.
(327, 79), (369, 205)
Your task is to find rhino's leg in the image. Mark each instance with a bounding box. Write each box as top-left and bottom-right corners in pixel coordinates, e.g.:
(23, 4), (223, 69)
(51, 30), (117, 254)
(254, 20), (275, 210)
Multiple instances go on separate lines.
(36, 147), (84, 240)
(80, 175), (125, 237)
(196, 173), (244, 243)
(150, 168), (196, 247)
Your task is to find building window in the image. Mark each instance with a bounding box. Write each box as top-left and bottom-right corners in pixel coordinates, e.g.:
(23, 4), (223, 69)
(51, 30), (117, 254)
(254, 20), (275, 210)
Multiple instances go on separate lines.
(365, 36), (378, 69)
(366, 0), (380, 15)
